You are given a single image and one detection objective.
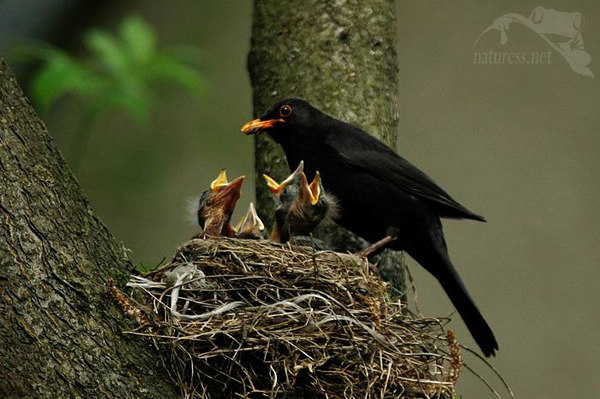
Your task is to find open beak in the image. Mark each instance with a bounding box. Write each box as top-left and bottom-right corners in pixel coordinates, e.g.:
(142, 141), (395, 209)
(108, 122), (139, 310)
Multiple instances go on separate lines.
(300, 171), (321, 206)
(210, 169), (229, 192)
(263, 174), (284, 195)
(236, 202), (265, 234)
(308, 171), (322, 206)
(263, 161), (304, 195)
(212, 175), (245, 212)
(241, 118), (283, 135)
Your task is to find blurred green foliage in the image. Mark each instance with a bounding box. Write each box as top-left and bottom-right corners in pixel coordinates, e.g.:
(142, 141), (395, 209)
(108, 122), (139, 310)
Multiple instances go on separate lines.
(14, 15), (206, 171)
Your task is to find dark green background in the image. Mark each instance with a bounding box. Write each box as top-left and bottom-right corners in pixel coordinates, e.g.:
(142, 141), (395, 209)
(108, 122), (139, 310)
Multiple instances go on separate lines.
(5, 1), (600, 397)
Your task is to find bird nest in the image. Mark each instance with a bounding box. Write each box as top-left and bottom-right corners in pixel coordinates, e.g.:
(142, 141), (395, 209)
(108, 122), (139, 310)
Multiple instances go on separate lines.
(121, 238), (461, 398)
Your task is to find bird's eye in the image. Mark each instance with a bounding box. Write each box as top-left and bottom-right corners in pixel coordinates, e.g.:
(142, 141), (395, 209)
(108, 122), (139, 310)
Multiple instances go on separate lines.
(279, 104), (293, 118)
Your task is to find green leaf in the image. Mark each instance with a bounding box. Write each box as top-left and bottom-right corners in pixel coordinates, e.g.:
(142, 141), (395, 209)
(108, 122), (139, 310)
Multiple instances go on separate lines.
(147, 54), (206, 96)
(30, 56), (99, 113)
(120, 15), (156, 64)
(84, 30), (127, 73)
(15, 15), (206, 126)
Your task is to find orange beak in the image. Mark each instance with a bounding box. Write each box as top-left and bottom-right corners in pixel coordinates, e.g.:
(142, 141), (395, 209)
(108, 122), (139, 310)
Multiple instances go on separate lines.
(241, 118), (283, 135)
(263, 174), (285, 195)
(263, 161), (304, 196)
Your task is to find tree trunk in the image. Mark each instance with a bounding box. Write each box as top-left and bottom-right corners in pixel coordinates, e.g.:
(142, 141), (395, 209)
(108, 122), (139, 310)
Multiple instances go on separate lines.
(248, 0), (406, 294)
(0, 59), (177, 398)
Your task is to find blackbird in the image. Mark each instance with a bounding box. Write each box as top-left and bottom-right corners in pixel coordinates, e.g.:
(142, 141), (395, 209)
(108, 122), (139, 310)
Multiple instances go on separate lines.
(264, 160), (335, 244)
(242, 99), (498, 357)
(235, 202), (266, 239)
(197, 169), (245, 237)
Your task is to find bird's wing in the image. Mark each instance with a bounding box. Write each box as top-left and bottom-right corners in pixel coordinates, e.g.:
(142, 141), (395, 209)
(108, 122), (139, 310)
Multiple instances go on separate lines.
(327, 130), (485, 221)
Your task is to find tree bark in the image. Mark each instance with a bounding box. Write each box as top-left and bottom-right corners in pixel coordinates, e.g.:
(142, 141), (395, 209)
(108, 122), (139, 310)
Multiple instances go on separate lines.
(0, 59), (177, 398)
(248, 0), (406, 294)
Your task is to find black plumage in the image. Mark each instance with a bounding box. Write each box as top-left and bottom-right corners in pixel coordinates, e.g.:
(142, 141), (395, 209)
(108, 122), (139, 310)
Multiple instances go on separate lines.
(242, 98), (498, 357)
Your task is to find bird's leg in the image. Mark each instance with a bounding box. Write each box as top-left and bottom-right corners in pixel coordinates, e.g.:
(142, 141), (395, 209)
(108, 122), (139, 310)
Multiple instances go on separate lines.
(355, 227), (400, 259)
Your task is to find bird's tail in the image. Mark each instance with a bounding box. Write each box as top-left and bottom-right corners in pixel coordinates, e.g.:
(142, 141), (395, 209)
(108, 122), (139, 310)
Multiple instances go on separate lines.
(439, 263), (498, 357)
(409, 235), (499, 357)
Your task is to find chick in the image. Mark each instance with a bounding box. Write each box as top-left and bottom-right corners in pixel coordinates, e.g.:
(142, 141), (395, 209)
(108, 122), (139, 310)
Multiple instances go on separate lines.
(264, 161), (336, 244)
(197, 170), (245, 237)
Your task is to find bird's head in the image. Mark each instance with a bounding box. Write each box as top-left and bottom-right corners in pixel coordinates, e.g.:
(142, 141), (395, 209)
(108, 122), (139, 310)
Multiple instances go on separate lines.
(209, 170), (245, 215)
(198, 169), (245, 233)
(241, 99), (319, 140)
(263, 160), (325, 210)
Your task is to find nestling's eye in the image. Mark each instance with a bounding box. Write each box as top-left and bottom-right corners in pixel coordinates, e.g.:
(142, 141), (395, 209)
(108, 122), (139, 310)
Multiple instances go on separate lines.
(279, 104), (293, 118)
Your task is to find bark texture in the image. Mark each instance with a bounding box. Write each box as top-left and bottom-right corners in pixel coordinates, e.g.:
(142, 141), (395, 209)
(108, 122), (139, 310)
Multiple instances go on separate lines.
(0, 59), (177, 398)
(248, 0), (405, 293)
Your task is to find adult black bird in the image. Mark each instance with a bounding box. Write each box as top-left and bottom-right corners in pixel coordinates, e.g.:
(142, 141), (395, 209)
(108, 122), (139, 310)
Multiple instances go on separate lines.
(197, 170), (245, 237)
(264, 160), (334, 245)
(241, 99), (498, 357)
